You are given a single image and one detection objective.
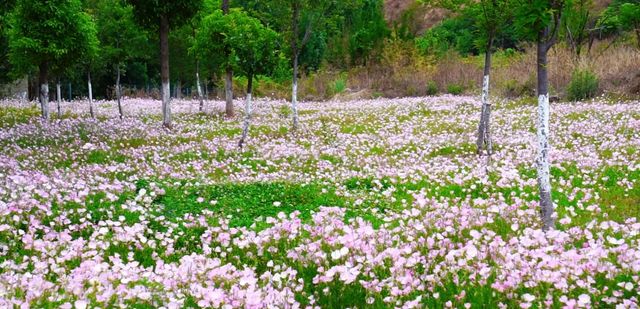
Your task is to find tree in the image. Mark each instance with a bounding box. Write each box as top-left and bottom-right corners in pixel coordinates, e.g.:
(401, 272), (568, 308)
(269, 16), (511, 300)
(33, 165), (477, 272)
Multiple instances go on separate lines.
(0, 0), (16, 85)
(78, 16), (100, 119)
(471, 0), (513, 157)
(8, 0), (98, 119)
(194, 9), (279, 149)
(238, 0), (355, 131)
(94, 0), (149, 119)
(561, 0), (595, 57)
(515, 0), (565, 230)
(125, 0), (202, 128)
(222, 0), (234, 118)
(619, 2), (640, 48)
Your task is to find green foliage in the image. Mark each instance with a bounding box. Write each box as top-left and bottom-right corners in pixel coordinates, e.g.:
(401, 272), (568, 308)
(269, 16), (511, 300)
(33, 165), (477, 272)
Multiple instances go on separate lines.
(194, 9), (280, 83)
(125, 0), (202, 30)
(447, 83), (464, 95)
(416, 17), (476, 56)
(561, 0), (594, 56)
(332, 76), (347, 94)
(154, 181), (346, 227)
(567, 68), (599, 101)
(513, 0), (563, 42)
(426, 81), (438, 95)
(7, 0), (98, 77)
(415, 4), (518, 57)
(93, 0), (149, 72)
(0, 0), (16, 84)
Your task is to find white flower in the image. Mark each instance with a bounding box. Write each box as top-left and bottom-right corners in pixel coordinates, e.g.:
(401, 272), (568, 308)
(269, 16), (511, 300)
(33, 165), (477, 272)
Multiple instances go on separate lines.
(466, 246), (478, 259)
(522, 294), (535, 302)
(74, 300), (88, 309)
(577, 294), (590, 306)
(273, 201), (281, 207)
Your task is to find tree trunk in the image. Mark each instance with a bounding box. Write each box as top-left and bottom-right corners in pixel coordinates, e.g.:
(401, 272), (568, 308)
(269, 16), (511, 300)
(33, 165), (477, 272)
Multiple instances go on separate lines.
(88, 71), (95, 119)
(176, 80), (182, 99)
(292, 51), (300, 131)
(38, 63), (49, 120)
(160, 15), (172, 128)
(225, 68), (234, 118)
(56, 78), (62, 118)
(68, 82), (72, 102)
(291, 3), (300, 131)
(238, 74), (253, 149)
(222, 0), (234, 118)
(196, 60), (204, 113)
(537, 35), (554, 231)
(477, 37), (493, 156)
(116, 65), (123, 119)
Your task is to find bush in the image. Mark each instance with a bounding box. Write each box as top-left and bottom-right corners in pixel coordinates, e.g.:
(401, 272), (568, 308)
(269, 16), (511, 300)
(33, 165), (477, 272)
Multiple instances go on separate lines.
(446, 83), (464, 95)
(332, 77), (347, 94)
(426, 81), (438, 95)
(567, 69), (599, 101)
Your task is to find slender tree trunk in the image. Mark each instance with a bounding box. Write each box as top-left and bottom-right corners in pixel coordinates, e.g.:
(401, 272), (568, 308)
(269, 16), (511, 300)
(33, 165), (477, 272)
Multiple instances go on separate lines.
(56, 78), (62, 118)
(290, 2), (300, 131)
(176, 80), (182, 99)
(116, 65), (123, 119)
(38, 63), (49, 120)
(68, 82), (72, 102)
(160, 15), (172, 128)
(477, 37), (494, 156)
(537, 34), (554, 231)
(238, 74), (253, 149)
(222, 0), (234, 118)
(292, 53), (299, 131)
(88, 71), (95, 119)
(196, 60), (204, 113)
(225, 69), (234, 117)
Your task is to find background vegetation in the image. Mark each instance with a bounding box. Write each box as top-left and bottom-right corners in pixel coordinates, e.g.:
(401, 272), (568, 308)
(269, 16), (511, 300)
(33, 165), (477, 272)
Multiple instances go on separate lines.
(0, 0), (639, 101)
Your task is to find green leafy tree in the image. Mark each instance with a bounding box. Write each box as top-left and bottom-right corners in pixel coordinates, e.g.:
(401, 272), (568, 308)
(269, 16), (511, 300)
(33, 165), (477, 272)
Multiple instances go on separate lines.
(514, 0), (566, 230)
(8, 0), (98, 119)
(561, 0), (596, 57)
(194, 9), (279, 148)
(125, 0), (203, 128)
(468, 0), (514, 157)
(619, 2), (640, 48)
(94, 0), (149, 119)
(237, 0), (357, 131)
(0, 0), (16, 85)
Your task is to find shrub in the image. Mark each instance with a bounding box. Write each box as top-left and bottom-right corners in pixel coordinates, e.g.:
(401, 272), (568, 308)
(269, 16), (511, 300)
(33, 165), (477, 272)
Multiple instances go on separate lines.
(426, 81), (438, 95)
(332, 77), (347, 94)
(446, 83), (464, 95)
(567, 69), (599, 101)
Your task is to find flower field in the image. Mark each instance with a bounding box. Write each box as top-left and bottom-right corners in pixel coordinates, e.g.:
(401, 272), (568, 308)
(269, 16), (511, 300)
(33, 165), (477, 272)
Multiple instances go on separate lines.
(0, 96), (639, 308)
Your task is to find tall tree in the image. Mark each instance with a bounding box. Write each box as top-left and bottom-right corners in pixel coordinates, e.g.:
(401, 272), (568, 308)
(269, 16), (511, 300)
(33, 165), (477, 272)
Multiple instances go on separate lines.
(94, 0), (149, 119)
(194, 9), (279, 149)
(515, 0), (565, 230)
(8, 0), (97, 119)
(126, 0), (202, 128)
(471, 0), (513, 156)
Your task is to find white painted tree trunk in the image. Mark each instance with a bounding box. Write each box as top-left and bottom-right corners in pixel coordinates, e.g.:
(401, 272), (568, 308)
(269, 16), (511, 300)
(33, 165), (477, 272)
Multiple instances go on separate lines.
(88, 71), (95, 119)
(196, 62), (204, 113)
(291, 54), (299, 131)
(238, 92), (252, 149)
(116, 65), (123, 119)
(38, 63), (49, 120)
(162, 81), (171, 125)
(537, 93), (554, 229)
(56, 80), (62, 118)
